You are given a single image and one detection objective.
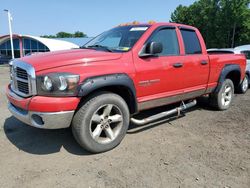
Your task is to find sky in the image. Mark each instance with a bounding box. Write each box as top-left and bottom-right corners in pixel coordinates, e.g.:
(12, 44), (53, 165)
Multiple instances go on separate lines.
(0, 0), (196, 37)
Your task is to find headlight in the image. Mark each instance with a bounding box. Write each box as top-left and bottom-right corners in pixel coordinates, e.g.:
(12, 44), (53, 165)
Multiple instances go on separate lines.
(9, 60), (13, 66)
(42, 76), (53, 91)
(37, 73), (80, 96)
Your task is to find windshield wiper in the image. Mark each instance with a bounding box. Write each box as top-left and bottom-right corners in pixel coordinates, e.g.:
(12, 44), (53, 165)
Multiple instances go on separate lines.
(86, 45), (113, 52)
(80, 46), (89, 49)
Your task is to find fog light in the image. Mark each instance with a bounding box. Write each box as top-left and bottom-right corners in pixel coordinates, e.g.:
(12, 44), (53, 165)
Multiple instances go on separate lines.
(31, 114), (44, 126)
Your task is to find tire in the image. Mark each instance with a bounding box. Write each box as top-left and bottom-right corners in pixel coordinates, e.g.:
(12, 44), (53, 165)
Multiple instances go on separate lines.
(238, 74), (249, 94)
(72, 92), (130, 153)
(210, 79), (234, 110)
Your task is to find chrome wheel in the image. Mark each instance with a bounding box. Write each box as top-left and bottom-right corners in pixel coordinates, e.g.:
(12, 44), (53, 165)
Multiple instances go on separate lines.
(90, 104), (123, 144)
(221, 84), (233, 107)
(242, 76), (248, 92)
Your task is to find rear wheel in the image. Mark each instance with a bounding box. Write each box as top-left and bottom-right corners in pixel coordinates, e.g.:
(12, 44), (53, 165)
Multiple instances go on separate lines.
(210, 79), (234, 110)
(238, 74), (249, 94)
(72, 92), (130, 153)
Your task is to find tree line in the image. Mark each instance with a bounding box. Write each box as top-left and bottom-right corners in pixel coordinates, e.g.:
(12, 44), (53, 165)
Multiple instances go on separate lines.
(41, 31), (87, 38)
(171, 0), (250, 48)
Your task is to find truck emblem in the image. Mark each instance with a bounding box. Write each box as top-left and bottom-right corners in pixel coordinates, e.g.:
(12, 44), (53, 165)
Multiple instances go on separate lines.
(139, 79), (160, 86)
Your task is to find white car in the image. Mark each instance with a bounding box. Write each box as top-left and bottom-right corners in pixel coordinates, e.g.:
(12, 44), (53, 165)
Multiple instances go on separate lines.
(208, 45), (250, 93)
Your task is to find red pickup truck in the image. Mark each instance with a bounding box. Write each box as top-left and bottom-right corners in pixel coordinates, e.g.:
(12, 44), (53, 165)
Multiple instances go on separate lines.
(6, 22), (246, 153)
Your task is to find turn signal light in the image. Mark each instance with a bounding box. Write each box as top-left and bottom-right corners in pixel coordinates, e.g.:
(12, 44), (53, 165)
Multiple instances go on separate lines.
(148, 20), (156, 24)
(117, 20), (157, 27)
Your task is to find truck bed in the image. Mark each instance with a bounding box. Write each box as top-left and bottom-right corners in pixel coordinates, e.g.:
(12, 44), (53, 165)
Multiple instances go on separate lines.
(207, 53), (246, 87)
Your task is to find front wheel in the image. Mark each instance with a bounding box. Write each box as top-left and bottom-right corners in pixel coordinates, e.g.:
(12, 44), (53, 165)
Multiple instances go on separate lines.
(210, 79), (234, 110)
(72, 92), (130, 153)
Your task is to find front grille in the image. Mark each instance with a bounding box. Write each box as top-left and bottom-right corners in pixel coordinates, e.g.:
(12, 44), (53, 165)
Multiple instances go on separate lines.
(10, 61), (36, 97)
(16, 67), (28, 80)
(17, 80), (29, 94)
(15, 67), (29, 94)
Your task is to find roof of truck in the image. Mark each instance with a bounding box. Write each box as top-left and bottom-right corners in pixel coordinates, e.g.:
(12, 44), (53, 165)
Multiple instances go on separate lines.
(117, 22), (197, 30)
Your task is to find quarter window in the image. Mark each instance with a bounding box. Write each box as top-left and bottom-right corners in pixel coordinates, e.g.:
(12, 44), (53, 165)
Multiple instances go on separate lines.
(148, 28), (179, 56)
(180, 29), (202, 54)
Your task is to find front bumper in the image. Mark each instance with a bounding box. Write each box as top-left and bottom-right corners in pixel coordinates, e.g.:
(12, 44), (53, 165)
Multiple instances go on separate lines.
(6, 85), (79, 129)
(8, 102), (74, 129)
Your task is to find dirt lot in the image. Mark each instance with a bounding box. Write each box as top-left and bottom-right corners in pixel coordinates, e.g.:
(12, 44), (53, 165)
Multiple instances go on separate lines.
(0, 65), (249, 188)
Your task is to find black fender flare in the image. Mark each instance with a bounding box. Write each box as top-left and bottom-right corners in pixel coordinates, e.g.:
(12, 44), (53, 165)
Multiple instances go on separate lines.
(77, 73), (138, 113)
(214, 64), (241, 93)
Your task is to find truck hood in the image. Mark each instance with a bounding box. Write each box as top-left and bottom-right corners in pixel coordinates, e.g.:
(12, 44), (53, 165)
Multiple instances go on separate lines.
(20, 49), (123, 71)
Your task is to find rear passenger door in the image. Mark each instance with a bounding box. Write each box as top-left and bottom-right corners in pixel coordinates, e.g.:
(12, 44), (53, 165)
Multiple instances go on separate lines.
(179, 28), (209, 93)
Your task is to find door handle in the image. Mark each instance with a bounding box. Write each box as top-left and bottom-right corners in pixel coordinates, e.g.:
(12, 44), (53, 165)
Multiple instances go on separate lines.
(201, 60), (208, 65)
(173, 63), (183, 68)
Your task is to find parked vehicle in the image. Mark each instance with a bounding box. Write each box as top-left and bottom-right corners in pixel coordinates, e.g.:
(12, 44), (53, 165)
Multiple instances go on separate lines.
(208, 45), (250, 93)
(6, 22), (246, 153)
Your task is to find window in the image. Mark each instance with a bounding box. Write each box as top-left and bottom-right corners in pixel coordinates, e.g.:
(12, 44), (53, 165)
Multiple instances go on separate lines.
(97, 31), (122, 48)
(13, 39), (20, 49)
(31, 40), (38, 52)
(180, 29), (202, 54)
(0, 38), (21, 58)
(241, 51), (250, 60)
(85, 26), (149, 52)
(148, 28), (179, 56)
(22, 38), (50, 55)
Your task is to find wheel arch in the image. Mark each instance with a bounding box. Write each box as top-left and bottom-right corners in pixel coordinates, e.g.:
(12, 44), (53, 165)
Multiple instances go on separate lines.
(215, 64), (242, 93)
(77, 73), (138, 114)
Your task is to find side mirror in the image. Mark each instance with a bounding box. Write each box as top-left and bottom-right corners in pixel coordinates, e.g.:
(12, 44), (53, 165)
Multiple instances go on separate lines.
(139, 42), (163, 57)
(146, 42), (163, 55)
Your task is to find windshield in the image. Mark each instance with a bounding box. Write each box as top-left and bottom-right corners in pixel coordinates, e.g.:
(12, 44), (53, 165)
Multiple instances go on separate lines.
(84, 25), (149, 52)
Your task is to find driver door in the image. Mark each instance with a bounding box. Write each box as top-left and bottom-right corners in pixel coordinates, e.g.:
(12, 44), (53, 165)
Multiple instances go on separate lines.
(133, 27), (184, 106)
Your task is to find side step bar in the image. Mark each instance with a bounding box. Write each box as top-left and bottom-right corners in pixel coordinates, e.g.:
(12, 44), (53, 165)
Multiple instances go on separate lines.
(130, 100), (197, 126)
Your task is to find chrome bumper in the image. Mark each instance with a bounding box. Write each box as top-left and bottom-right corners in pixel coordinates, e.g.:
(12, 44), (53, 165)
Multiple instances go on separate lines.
(8, 102), (74, 129)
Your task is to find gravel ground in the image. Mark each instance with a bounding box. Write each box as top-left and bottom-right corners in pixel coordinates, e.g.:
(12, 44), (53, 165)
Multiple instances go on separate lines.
(0, 66), (249, 188)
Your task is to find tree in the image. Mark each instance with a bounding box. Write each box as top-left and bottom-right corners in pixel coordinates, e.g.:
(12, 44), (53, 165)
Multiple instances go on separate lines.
(170, 0), (250, 48)
(41, 31), (87, 38)
(55, 32), (73, 38)
(73, 31), (86, 37)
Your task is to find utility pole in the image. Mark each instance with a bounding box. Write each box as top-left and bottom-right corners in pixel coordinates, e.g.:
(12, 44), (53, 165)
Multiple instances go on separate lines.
(4, 9), (15, 59)
(231, 22), (236, 48)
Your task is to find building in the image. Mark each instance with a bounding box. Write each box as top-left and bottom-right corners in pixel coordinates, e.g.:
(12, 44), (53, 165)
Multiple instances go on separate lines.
(57, 37), (92, 46)
(0, 34), (80, 64)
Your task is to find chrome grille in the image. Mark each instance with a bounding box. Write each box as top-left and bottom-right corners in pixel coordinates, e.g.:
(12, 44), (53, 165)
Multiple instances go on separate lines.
(16, 67), (28, 80)
(17, 80), (29, 94)
(15, 67), (29, 94)
(10, 61), (36, 97)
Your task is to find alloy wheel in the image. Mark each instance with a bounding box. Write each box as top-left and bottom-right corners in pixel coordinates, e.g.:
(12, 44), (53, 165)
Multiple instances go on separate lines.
(89, 104), (123, 144)
(242, 76), (248, 92)
(221, 84), (233, 107)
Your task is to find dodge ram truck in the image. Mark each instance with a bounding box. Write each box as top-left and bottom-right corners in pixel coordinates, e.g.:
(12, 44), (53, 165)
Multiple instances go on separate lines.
(6, 22), (246, 153)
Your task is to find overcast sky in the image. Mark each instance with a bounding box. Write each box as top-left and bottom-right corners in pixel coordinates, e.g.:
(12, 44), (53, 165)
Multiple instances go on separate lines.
(0, 0), (195, 37)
